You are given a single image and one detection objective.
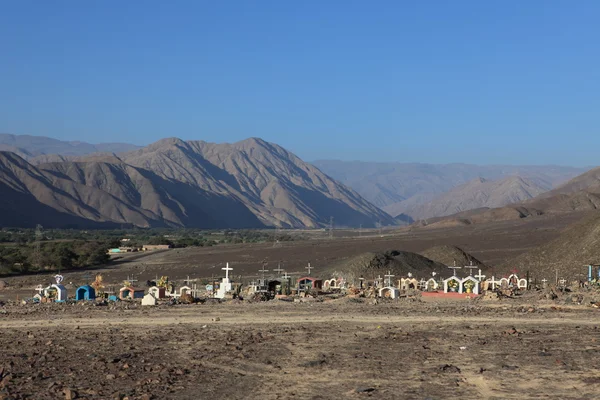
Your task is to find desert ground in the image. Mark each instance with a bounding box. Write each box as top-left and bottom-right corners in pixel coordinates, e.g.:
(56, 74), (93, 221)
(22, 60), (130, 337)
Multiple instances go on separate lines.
(1, 295), (600, 399)
(1, 214), (599, 399)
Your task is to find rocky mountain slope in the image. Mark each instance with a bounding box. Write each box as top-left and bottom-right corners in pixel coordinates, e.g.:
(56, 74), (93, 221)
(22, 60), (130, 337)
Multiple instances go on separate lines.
(0, 133), (140, 159)
(314, 160), (586, 214)
(388, 176), (547, 220)
(0, 138), (394, 229)
(414, 168), (600, 229)
(507, 211), (600, 279)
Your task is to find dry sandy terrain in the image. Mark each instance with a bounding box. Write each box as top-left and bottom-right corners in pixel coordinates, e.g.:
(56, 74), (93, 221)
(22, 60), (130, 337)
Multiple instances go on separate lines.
(1, 296), (600, 399)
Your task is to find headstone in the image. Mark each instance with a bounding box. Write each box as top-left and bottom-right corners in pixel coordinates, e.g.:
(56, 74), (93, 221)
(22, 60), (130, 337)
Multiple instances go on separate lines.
(142, 293), (157, 306)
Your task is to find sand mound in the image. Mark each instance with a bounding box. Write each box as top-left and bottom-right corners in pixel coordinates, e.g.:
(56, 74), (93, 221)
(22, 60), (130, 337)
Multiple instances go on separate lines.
(507, 212), (600, 280)
(322, 250), (447, 283)
(0, 280), (8, 290)
(420, 245), (486, 270)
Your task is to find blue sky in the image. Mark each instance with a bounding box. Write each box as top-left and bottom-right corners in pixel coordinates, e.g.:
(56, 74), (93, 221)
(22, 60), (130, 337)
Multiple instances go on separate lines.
(1, 1), (599, 165)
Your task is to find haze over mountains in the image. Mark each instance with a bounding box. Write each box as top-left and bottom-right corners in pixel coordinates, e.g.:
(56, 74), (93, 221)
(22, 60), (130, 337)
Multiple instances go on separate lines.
(0, 133), (140, 160)
(388, 176), (548, 220)
(0, 136), (393, 229)
(314, 160), (587, 220)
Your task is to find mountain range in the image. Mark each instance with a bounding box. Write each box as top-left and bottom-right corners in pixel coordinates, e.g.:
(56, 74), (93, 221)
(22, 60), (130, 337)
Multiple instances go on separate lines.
(0, 137), (394, 229)
(313, 160), (587, 219)
(387, 176), (548, 221)
(0, 133), (140, 159)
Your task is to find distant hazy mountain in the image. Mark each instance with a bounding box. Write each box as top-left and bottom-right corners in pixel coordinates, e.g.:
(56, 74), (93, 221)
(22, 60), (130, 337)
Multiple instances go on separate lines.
(388, 176), (547, 220)
(415, 167), (600, 228)
(0, 133), (140, 159)
(313, 160), (587, 213)
(0, 137), (394, 229)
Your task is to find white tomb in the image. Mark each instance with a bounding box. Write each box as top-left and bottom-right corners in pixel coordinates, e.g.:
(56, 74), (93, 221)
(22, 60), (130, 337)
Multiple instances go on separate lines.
(425, 278), (439, 291)
(518, 278), (528, 289)
(443, 276), (461, 293)
(461, 276), (480, 294)
(379, 286), (400, 299)
(44, 284), (67, 302)
(141, 293), (157, 306)
(215, 263), (233, 299)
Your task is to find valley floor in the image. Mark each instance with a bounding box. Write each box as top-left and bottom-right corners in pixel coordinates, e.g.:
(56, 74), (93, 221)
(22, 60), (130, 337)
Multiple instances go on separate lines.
(1, 299), (600, 399)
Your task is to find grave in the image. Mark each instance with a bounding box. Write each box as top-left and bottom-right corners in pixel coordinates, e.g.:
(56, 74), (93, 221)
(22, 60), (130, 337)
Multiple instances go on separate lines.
(443, 263), (462, 293)
(324, 278), (338, 290)
(379, 271), (399, 298)
(461, 276), (480, 294)
(443, 276), (461, 293)
(141, 293), (157, 306)
(75, 285), (96, 301)
(379, 286), (400, 299)
(119, 286), (145, 300)
(215, 263), (233, 299)
(148, 286), (167, 299)
(425, 278), (439, 291)
(44, 275), (67, 302)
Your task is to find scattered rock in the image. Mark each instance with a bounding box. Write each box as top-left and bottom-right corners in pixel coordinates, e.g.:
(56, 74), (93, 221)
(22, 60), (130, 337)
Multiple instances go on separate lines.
(440, 364), (461, 373)
(356, 387), (376, 393)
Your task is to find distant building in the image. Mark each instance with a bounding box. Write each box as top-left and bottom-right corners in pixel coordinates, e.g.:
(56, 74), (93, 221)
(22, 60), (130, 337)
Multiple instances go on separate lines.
(142, 244), (172, 251)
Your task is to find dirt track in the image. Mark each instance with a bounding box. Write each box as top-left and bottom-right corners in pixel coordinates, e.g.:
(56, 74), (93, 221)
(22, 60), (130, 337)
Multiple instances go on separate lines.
(1, 300), (600, 399)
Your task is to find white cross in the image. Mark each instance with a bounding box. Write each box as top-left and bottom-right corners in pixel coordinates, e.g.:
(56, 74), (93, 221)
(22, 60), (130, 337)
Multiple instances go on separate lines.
(464, 261), (477, 276)
(448, 264), (462, 276)
(127, 275), (137, 285)
(281, 271), (290, 280)
(306, 262), (313, 276)
(184, 275), (192, 286)
(273, 261), (284, 276)
(384, 270), (395, 287)
(559, 278), (567, 286)
(222, 263), (233, 280)
(541, 278), (548, 285)
(475, 269), (486, 281)
(419, 279), (426, 289)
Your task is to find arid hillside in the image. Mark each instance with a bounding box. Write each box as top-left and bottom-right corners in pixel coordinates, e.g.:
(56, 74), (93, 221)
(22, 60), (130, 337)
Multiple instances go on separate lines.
(0, 138), (394, 229)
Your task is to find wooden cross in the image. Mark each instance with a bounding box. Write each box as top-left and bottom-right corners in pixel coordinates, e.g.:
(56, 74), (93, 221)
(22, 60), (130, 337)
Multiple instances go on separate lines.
(384, 271), (395, 287)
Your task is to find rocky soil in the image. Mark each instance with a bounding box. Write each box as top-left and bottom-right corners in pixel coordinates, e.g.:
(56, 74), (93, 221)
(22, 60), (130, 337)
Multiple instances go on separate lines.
(2, 294), (600, 399)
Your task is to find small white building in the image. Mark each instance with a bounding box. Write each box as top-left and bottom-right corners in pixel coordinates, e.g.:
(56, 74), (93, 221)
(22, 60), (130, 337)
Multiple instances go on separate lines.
(44, 284), (67, 302)
(443, 276), (461, 293)
(178, 285), (193, 297)
(425, 278), (439, 291)
(141, 293), (157, 306)
(148, 286), (167, 299)
(461, 276), (480, 294)
(379, 286), (400, 299)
